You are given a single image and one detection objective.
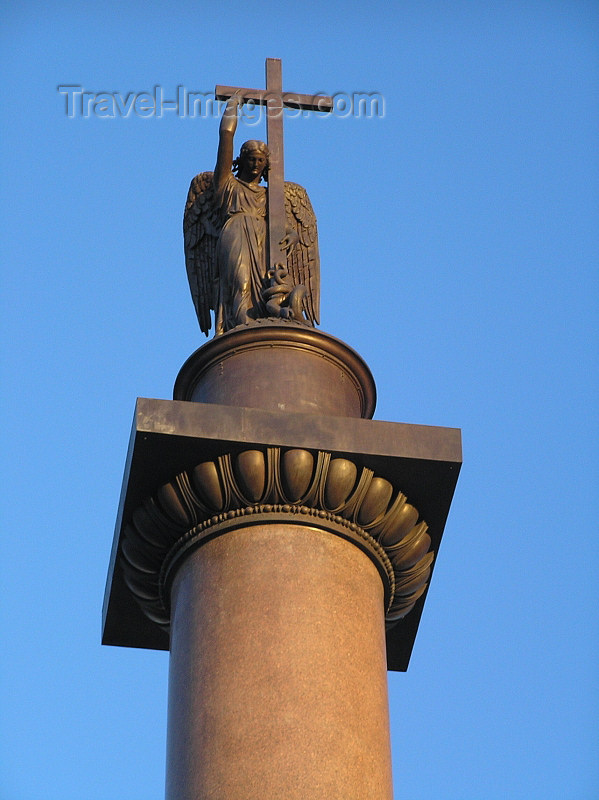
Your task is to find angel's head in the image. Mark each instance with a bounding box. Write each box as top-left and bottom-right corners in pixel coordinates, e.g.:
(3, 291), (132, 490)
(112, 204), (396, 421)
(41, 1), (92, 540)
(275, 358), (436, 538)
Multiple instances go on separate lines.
(233, 140), (269, 184)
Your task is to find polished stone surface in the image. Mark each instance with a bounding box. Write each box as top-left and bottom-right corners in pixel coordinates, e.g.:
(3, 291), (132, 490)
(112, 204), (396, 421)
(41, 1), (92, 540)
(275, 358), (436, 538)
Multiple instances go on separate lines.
(166, 523), (393, 800)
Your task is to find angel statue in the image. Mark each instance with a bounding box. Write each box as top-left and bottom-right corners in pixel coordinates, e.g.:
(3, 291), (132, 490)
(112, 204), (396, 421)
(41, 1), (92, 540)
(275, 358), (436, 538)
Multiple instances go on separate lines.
(183, 95), (320, 336)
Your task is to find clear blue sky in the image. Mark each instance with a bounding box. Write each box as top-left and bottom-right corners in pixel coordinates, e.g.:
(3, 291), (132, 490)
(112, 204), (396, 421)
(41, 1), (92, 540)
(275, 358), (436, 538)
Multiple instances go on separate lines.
(2, 2), (597, 798)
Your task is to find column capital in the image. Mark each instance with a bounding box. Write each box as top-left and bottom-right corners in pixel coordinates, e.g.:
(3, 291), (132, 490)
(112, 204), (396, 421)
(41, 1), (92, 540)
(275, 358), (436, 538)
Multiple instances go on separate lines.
(103, 399), (461, 671)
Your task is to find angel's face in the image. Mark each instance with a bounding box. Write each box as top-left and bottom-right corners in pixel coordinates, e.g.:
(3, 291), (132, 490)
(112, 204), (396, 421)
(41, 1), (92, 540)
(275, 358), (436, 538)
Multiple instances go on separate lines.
(238, 149), (267, 183)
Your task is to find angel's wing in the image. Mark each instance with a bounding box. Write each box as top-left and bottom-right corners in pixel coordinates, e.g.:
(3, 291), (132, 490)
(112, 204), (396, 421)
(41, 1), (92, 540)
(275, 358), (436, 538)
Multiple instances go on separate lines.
(183, 171), (221, 336)
(284, 182), (320, 326)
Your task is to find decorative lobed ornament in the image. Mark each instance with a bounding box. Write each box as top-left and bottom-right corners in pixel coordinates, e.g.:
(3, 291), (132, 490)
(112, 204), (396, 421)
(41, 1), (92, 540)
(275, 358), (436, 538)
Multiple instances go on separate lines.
(120, 448), (434, 633)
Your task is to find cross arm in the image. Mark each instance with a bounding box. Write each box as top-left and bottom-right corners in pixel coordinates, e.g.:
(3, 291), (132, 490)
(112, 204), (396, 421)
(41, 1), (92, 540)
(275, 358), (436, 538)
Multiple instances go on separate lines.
(215, 85), (333, 113)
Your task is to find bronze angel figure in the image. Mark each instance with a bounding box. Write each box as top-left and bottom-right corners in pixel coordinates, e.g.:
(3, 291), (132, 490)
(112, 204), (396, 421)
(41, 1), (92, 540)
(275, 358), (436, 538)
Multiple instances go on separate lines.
(184, 96), (320, 336)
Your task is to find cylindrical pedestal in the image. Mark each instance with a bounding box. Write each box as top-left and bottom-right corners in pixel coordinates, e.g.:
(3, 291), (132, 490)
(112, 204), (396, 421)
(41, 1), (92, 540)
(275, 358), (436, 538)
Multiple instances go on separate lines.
(165, 523), (393, 800)
(173, 324), (376, 418)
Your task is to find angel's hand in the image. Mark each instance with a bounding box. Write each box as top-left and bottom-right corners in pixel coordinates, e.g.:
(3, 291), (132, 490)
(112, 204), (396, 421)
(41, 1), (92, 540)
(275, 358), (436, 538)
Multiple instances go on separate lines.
(225, 94), (243, 114)
(280, 230), (299, 252)
(220, 94), (243, 133)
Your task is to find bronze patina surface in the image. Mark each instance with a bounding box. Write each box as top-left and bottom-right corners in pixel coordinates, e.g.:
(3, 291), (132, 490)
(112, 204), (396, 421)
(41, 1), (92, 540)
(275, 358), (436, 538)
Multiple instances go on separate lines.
(184, 59), (329, 336)
(216, 58), (332, 281)
(103, 397), (461, 671)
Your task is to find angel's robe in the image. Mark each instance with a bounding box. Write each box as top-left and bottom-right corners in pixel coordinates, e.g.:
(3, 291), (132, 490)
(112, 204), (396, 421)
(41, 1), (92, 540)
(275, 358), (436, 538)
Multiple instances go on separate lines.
(214, 173), (267, 334)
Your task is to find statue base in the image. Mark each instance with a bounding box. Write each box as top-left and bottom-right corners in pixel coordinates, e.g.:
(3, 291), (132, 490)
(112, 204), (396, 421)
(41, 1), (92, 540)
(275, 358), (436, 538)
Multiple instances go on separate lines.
(173, 322), (376, 419)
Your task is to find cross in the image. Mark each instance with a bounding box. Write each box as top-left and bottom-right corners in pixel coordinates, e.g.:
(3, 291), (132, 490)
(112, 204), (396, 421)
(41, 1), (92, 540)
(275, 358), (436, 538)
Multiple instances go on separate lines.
(216, 58), (333, 272)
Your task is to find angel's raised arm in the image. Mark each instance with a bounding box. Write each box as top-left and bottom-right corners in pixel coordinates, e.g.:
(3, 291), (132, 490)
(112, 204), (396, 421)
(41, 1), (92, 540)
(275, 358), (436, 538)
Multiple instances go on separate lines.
(214, 96), (241, 190)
